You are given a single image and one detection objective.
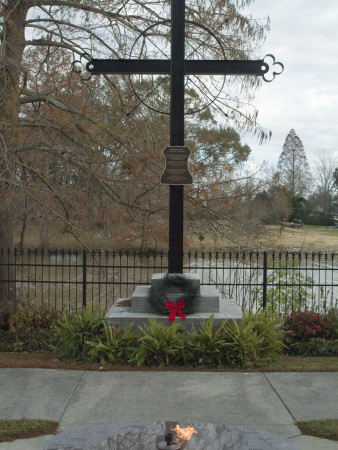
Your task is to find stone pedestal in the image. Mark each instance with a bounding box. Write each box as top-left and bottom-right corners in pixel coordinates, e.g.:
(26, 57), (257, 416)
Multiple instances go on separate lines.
(105, 273), (242, 330)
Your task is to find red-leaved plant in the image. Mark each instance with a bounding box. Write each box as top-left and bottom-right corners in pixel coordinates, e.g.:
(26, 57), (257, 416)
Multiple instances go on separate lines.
(9, 301), (61, 334)
(1, 301), (61, 351)
(283, 311), (335, 341)
(0, 305), (13, 332)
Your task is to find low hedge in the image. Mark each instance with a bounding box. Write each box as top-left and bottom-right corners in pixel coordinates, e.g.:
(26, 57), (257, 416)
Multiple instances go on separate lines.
(1, 301), (337, 364)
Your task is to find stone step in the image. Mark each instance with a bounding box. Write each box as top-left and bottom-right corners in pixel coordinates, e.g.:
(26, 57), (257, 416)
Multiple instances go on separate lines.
(131, 285), (220, 313)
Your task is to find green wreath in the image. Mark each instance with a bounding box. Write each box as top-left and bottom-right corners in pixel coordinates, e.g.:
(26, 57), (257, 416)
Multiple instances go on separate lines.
(149, 274), (199, 315)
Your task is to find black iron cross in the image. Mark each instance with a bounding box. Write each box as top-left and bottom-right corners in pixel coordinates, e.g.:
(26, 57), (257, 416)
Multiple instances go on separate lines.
(85, 0), (283, 273)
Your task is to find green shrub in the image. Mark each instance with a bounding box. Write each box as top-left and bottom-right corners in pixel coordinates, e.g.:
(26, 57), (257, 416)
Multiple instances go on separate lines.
(222, 320), (263, 368)
(128, 312), (283, 369)
(0, 302), (15, 351)
(327, 309), (338, 339)
(0, 302), (14, 332)
(287, 338), (338, 356)
(54, 304), (105, 360)
(0, 301), (60, 351)
(0, 330), (17, 352)
(0, 301), (288, 368)
(129, 319), (186, 367)
(85, 323), (138, 366)
(283, 311), (335, 341)
(240, 310), (285, 361)
(256, 269), (313, 315)
(184, 315), (228, 367)
(223, 310), (284, 368)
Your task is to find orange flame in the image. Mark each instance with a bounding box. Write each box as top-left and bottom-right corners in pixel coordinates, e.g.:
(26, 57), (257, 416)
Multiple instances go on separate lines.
(172, 425), (197, 440)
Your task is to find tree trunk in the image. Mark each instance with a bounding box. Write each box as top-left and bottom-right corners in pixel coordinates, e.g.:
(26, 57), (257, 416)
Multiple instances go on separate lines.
(17, 196), (28, 250)
(0, 1), (29, 303)
(140, 212), (150, 250)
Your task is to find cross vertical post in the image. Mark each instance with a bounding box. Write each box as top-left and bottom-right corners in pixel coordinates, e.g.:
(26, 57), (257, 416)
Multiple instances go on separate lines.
(169, 0), (185, 273)
(80, 2), (283, 278)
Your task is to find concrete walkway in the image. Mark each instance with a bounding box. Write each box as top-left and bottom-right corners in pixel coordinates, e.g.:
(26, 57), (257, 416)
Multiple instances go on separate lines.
(0, 369), (337, 449)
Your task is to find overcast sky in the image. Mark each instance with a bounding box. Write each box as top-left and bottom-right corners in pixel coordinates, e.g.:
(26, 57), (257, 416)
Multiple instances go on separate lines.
(242, 0), (338, 168)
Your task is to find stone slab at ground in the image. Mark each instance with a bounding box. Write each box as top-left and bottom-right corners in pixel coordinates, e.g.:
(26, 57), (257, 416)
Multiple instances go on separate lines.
(44, 422), (300, 450)
(2, 431), (338, 450)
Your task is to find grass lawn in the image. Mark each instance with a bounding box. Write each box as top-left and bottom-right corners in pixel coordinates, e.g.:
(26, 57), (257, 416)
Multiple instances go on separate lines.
(256, 355), (338, 372)
(297, 419), (338, 442)
(0, 419), (58, 442)
(302, 225), (338, 237)
(0, 352), (337, 371)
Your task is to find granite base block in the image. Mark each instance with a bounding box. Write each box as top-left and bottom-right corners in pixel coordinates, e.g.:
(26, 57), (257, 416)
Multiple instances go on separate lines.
(105, 297), (242, 330)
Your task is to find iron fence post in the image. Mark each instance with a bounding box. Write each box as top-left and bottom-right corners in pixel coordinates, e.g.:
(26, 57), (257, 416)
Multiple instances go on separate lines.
(262, 251), (268, 309)
(82, 249), (87, 308)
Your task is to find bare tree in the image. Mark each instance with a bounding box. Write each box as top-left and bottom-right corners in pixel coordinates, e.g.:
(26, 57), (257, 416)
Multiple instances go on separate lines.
(309, 151), (338, 224)
(0, 0), (270, 299)
(313, 151), (337, 196)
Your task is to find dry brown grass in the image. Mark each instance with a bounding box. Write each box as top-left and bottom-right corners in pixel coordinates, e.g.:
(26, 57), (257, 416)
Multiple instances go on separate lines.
(15, 224), (338, 252)
(190, 226), (338, 251)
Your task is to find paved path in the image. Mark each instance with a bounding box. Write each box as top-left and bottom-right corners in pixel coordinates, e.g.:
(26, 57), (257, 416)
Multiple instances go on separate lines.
(0, 369), (337, 449)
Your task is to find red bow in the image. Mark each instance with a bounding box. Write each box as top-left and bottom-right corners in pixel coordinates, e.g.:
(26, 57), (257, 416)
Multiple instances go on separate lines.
(165, 299), (187, 322)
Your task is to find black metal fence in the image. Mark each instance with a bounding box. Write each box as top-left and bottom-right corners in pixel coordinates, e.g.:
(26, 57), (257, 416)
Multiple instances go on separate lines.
(1, 248), (337, 315)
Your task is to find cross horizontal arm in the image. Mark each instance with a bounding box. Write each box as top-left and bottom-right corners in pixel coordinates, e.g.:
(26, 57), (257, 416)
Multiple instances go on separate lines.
(87, 59), (268, 76)
(186, 60), (267, 75)
(87, 59), (170, 74)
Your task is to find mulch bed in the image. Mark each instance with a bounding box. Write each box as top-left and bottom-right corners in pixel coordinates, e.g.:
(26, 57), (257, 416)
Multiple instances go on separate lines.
(0, 352), (337, 372)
